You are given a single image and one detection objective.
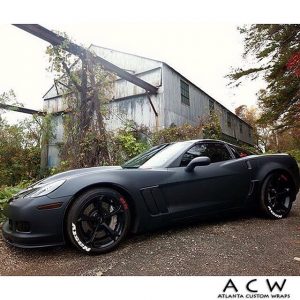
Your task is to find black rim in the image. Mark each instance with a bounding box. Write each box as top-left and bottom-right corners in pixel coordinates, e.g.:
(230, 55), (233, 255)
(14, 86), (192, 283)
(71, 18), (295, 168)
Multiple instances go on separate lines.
(266, 173), (292, 217)
(75, 194), (126, 249)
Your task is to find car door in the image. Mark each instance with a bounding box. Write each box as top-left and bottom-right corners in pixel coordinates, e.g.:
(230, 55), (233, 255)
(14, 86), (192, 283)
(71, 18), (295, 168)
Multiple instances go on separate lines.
(159, 142), (251, 220)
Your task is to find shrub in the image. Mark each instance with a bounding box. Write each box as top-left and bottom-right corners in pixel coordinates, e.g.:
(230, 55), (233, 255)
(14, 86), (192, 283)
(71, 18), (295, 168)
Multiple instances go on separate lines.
(0, 181), (31, 223)
(152, 123), (202, 145)
(0, 118), (42, 186)
(287, 149), (300, 162)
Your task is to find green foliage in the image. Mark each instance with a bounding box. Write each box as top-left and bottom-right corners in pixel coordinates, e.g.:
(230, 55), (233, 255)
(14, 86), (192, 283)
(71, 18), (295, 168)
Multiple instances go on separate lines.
(0, 90), (53, 186)
(286, 149), (300, 162)
(0, 90), (23, 124)
(0, 181), (31, 222)
(46, 32), (116, 170)
(0, 90), (22, 108)
(112, 133), (147, 165)
(239, 143), (259, 154)
(152, 123), (202, 145)
(228, 25), (300, 131)
(113, 122), (149, 163)
(0, 118), (42, 186)
(202, 113), (222, 140)
(48, 160), (69, 176)
(265, 149), (300, 162)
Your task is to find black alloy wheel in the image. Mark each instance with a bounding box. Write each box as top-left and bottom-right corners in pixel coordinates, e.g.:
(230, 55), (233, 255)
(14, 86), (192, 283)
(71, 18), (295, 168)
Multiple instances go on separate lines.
(67, 188), (131, 254)
(260, 172), (295, 219)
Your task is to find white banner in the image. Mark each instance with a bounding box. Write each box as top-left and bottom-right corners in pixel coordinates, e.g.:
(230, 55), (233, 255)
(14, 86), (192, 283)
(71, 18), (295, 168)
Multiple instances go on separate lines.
(1, 276), (299, 300)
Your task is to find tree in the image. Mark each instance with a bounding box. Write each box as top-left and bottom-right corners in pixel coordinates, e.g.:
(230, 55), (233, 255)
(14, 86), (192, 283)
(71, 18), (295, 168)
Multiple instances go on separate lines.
(202, 112), (222, 140)
(228, 25), (300, 131)
(0, 118), (42, 186)
(235, 105), (259, 145)
(0, 90), (45, 186)
(46, 34), (115, 169)
(0, 90), (23, 122)
(235, 104), (275, 151)
(112, 121), (150, 164)
(234, 104), (300, 152)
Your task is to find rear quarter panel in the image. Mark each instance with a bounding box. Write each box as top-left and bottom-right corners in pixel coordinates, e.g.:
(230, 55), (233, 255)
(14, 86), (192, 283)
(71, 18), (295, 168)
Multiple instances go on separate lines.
(248, 154), (300, 195)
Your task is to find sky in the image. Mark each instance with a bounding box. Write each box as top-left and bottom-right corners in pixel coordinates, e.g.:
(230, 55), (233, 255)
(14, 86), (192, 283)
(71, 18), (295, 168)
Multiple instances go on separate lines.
(0, 22), (265, 124)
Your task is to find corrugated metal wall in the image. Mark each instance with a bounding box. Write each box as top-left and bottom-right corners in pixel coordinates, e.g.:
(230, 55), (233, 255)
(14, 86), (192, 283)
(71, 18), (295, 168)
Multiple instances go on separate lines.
(43, 46), (253, 167)
(162, 64), (253, 145)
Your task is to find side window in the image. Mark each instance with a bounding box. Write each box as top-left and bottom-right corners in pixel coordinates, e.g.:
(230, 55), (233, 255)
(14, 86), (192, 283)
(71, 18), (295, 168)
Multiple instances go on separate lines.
(180, 80), (190, 106)
(229, 146), (241, 159)
(180, 143), (232, 167)
(180, 144), (208, 166)
(229, 145), (250, 158)
(227, 112), (232, 128)
(209, 100), (214, 114)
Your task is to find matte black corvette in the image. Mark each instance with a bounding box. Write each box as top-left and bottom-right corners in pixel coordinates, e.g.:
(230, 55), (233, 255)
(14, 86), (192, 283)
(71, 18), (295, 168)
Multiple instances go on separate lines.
(2, 139), (300, 254)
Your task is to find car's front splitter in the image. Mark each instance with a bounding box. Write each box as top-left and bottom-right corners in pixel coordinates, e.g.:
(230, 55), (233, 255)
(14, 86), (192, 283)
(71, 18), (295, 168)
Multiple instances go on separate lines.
(2, 221), (65, 248)
(1, 194), (72, 249)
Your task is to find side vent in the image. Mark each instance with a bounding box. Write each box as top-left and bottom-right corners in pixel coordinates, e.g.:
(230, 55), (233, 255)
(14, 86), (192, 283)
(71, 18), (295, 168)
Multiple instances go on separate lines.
(246, 160), (252, 170)
(248, 179), (259, 196)
(140, 186), (168, 215)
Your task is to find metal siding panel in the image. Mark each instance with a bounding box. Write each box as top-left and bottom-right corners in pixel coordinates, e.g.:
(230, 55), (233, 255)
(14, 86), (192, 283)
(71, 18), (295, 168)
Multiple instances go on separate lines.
(114, 68), (162, 99)
(162, 64), (254, 145)
(47, 145), (60, 167)
(106, 94), (161, 131)
(90, 46), (162, 74)
(163, 65), (210, 127)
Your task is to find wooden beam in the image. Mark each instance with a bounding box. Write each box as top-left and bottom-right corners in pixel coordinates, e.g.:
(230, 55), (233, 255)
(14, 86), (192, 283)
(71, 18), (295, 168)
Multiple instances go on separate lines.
(146, 93), (158, 117)
(0, 103), (45, 116)
(13, 24), (158, 94)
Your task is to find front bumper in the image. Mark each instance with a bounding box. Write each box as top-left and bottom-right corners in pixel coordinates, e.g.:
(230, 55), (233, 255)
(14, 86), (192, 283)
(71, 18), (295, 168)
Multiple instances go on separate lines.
(2, 194), (72, 248)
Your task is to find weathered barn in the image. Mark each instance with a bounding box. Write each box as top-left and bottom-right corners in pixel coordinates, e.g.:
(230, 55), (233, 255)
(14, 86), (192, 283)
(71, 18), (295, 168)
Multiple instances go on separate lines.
(43, 45), (254, 167)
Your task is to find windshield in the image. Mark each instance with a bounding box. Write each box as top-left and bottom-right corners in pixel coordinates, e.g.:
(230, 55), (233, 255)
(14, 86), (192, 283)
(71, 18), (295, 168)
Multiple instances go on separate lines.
(122, 141), (193, 169)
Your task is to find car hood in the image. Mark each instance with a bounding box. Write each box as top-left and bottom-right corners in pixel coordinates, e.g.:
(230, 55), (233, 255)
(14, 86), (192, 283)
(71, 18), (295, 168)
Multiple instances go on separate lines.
(34, 166), (122, 185)
(13, 166), (123, 200)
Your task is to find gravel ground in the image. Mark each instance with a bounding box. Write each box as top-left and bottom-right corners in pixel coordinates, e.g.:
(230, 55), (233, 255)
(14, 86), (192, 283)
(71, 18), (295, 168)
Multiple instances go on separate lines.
(0, 193), (299, 276)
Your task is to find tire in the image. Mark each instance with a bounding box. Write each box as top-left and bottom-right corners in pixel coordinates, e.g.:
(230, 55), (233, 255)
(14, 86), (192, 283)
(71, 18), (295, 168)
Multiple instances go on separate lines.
(259, 171), (295, 219)
(66, 188), (131, 254)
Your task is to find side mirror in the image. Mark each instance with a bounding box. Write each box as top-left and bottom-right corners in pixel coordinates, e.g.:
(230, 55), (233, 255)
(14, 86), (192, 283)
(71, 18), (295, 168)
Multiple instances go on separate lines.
(185, 156), (211, 172)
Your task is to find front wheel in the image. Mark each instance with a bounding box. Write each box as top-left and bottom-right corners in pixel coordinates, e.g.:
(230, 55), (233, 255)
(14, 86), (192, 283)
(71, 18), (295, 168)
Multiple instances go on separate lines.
(259, 172), (295, 219)
(66, 188), (131, 254)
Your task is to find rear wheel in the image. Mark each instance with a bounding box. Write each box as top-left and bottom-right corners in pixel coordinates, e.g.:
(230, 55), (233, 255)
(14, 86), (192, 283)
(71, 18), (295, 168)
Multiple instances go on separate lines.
(259, 171), (295, 219)
(66, 188), (131, 254)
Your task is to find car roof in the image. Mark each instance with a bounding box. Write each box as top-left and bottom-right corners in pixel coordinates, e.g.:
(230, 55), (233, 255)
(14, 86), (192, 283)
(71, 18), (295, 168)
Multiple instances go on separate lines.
(177, 139), (227, 144)
(175, 139), (255, 154)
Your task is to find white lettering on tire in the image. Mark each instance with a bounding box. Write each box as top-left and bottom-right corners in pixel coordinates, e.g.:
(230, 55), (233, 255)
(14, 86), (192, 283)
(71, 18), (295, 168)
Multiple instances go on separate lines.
(267, 206), (283, 219)
(72, 223), (91, 252)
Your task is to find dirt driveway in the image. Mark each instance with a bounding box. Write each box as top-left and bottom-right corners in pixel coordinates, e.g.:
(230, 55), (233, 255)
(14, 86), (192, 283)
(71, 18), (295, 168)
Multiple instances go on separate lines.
(0, 193), (299, 276)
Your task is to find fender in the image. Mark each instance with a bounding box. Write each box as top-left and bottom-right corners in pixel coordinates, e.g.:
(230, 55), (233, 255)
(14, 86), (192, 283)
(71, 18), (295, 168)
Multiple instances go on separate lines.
(48, 168), (171, 233)
(250, 154), (299, 194)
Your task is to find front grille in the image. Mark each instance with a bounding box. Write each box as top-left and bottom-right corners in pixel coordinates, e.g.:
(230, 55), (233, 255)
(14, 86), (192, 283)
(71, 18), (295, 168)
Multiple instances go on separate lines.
(16, 221), (31, 233)
(8, 219), (13, 230)
(9, 219), (31, 233)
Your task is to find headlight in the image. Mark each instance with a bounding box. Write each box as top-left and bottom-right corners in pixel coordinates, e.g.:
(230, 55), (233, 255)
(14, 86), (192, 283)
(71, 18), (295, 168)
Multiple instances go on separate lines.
(25, 179), (66, 198)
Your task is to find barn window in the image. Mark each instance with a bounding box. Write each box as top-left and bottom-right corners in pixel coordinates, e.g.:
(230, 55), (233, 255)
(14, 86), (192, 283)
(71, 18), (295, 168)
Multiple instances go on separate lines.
(227, 112), (232, 128)
(180, 80), (190, 105)
(239, 123), (243, 133)
(209, 100), (214, 114)
(248, 128), (252, 138)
